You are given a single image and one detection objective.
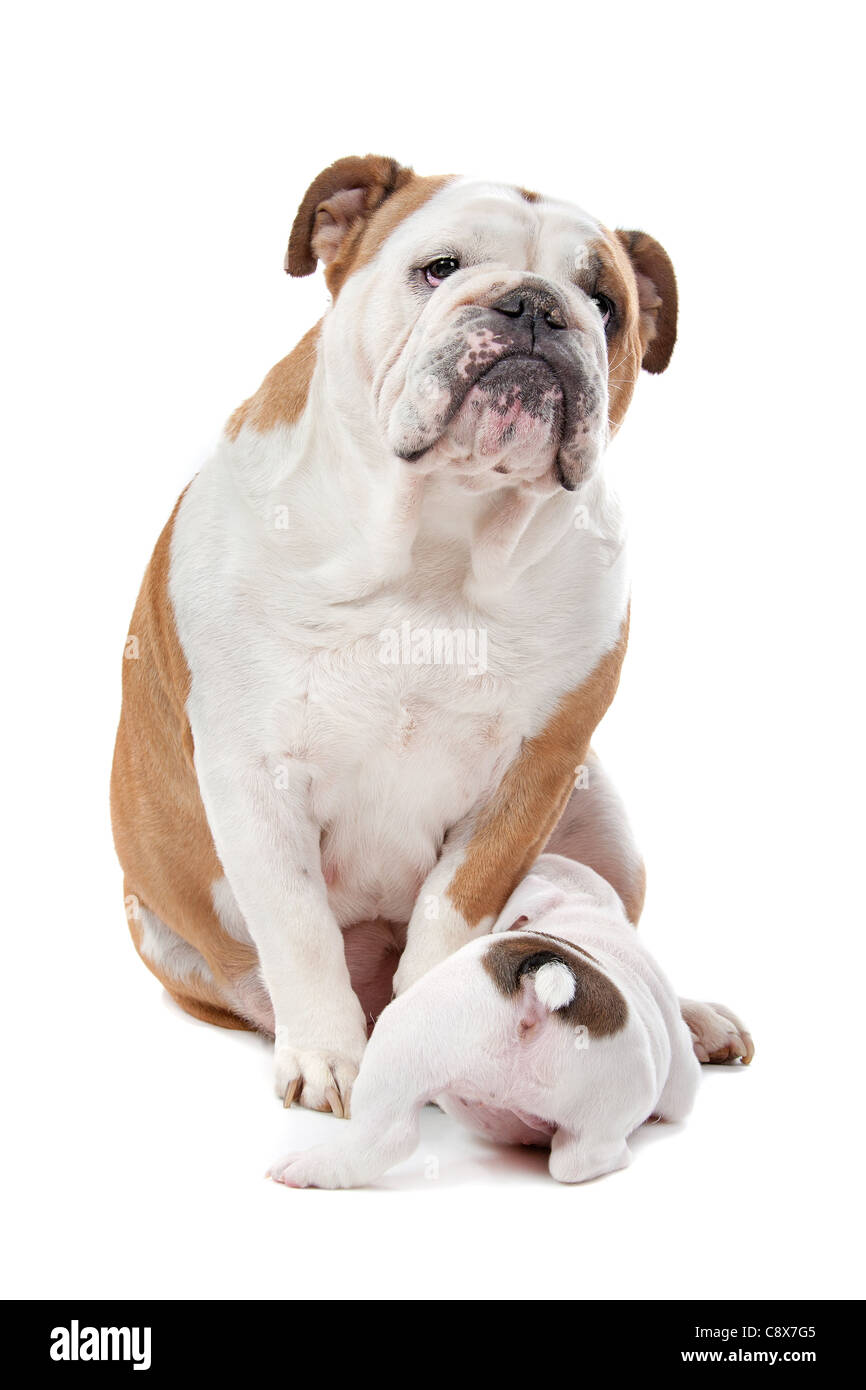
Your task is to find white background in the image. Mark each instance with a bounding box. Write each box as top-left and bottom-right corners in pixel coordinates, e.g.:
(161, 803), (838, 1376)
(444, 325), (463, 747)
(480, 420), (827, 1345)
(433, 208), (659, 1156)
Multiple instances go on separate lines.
(2, 0), (864, 1301)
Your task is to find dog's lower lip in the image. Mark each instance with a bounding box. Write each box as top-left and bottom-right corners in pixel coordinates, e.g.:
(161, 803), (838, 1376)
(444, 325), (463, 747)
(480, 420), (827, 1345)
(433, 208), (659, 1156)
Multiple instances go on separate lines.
(485, 357), (574, 490)
(479, 352), (558, 382)
(397, 355), (565, 468)
(554, 456), (576, 491)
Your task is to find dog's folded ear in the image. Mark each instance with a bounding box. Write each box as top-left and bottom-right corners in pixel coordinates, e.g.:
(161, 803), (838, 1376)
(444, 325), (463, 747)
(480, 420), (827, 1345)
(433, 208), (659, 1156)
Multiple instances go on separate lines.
(615, 230), (678, 373)
(285, 154), (414, 277)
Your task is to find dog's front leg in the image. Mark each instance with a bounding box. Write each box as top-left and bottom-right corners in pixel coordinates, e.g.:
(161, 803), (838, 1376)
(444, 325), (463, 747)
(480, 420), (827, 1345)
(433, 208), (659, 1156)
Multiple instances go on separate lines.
(195, 748), (367, 1111)
(394, 622), (630, 996)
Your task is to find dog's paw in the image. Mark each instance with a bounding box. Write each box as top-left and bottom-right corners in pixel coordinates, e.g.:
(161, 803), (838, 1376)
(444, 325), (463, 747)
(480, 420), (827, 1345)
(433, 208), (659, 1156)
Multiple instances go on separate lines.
(680, 998), (755, 1065)
(274, 1042), (362, 1116)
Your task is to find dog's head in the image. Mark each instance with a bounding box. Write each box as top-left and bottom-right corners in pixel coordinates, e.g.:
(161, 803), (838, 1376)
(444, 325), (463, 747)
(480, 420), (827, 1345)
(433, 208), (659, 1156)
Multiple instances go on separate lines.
(286, 155), (677, 494)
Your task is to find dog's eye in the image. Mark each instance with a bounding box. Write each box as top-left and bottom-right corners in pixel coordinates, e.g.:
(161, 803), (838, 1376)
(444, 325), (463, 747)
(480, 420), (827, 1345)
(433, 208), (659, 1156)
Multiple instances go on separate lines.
(424, 256), (460, 287)
(592, 293), (615, 329)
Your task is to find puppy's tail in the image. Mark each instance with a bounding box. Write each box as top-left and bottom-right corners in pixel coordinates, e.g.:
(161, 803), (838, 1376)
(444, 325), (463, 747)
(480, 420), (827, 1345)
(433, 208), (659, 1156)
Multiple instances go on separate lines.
(484, 939), (577, 1014)
(530, 957), (576, 1011)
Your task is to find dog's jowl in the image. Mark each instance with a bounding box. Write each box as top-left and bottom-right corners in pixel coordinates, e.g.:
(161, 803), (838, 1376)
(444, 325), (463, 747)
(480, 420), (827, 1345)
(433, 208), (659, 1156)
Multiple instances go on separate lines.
(111, 154), (751, 1121)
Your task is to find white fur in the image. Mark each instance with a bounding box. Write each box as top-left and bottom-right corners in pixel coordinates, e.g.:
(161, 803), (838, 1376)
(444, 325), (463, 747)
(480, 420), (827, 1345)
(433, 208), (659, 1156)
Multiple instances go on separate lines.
(532, 960), (576, 1010)
(138, 907), (214, 989)
(168, 181), (630, 1104)
(210, 876), (253, 945)
(268, 855), (701, 1187)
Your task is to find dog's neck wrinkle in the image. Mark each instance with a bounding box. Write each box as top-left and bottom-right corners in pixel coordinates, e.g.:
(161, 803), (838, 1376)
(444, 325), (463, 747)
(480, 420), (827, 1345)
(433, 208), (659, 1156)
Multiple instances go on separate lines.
(224, 365), (608, 603)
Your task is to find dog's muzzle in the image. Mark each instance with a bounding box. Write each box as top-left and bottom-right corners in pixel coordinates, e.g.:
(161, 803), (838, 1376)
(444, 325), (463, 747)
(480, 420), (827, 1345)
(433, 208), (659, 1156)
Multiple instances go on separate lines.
(388, 280), (606, 490)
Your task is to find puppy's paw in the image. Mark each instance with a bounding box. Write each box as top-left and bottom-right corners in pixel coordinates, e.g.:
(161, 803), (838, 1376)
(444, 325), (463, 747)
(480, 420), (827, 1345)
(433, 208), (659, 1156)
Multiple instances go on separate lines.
(680, 998), (755, 1065)
(267, 1143), (366, 1190)
(274, 1042), (362, 1116)
(548, 1129), (631, 1184)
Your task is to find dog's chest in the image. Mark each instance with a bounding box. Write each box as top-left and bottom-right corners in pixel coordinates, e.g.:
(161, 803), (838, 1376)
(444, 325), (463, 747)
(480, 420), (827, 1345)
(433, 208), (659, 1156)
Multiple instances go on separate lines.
(173, 465), (627, 927)
(280, 598), (538, 922)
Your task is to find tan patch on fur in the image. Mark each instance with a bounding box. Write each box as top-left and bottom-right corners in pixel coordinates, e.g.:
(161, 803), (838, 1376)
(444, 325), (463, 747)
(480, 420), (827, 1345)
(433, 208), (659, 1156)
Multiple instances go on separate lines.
(483, 933), (628, 1037)
(286, 155), (414, 277)
(326, 173), (453, 294)
(225, 173), (449, 438)
(283, 154), (451, 296)
(584, 232), (645, 436)
(615, 229), (678, 375)
(619, 859), (647, 925)
(226, 322), (321, 441)
(448, 615), (630, 928)
(127, 911), (249, 1030)
(111, 495), (261, 1029)
(585, 228), (677, 435)
(516, 186), (541, 203)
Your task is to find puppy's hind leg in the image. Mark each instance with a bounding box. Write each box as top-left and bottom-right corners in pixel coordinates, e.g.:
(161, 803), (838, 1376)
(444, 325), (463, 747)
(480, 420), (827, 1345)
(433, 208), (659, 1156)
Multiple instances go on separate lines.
(269, 961), (471, 1189)
(548, 1126), (631, 1185)
(656, 1016), (702, 1122)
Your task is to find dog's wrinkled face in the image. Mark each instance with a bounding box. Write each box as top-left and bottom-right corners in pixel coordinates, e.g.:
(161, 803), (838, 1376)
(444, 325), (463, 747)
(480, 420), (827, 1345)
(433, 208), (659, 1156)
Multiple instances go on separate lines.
(287, 157), (677, 494)
(373, 190), (612, 494)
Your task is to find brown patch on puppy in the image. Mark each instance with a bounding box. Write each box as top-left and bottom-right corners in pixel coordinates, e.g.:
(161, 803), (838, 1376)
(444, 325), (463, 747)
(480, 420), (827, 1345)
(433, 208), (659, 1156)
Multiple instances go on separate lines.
(483, 934), (627, 1037)
(448, 614), (630, 928)
(111, 496), (262, 1028)
(517, 186), (541, 203)
(519, 927), (603, 962)
(226, 322), (321, 440)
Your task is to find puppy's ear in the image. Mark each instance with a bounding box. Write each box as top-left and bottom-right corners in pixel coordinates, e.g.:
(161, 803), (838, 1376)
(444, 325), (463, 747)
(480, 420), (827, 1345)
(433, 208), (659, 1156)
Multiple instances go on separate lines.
(615, 230), (678, 373)
(285, 154), (414, 276)
(492, 873), (567, 933)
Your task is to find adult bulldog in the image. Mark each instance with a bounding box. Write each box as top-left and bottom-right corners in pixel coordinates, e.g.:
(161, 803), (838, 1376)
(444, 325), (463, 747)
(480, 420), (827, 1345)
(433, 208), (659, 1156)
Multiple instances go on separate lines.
(111, 155), (752, 1116)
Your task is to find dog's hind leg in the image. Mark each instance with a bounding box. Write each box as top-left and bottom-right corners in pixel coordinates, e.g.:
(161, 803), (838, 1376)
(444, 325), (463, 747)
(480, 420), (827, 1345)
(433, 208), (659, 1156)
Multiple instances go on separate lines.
(130, 903), (258, 1032)
(679, 997), (755, 1065)
(545, 760), (755, 1065)
(545, 749), (646, 924)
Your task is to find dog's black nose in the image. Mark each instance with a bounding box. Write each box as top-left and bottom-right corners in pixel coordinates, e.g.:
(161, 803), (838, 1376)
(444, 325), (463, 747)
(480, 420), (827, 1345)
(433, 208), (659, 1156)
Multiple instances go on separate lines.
(490, 285), (567, 334)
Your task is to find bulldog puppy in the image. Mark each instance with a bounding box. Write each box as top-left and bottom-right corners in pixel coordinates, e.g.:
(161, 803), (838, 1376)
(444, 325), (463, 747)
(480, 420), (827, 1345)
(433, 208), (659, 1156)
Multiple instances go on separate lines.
(268, 855), (711, 1187)
(112, 155), (752, 1118)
